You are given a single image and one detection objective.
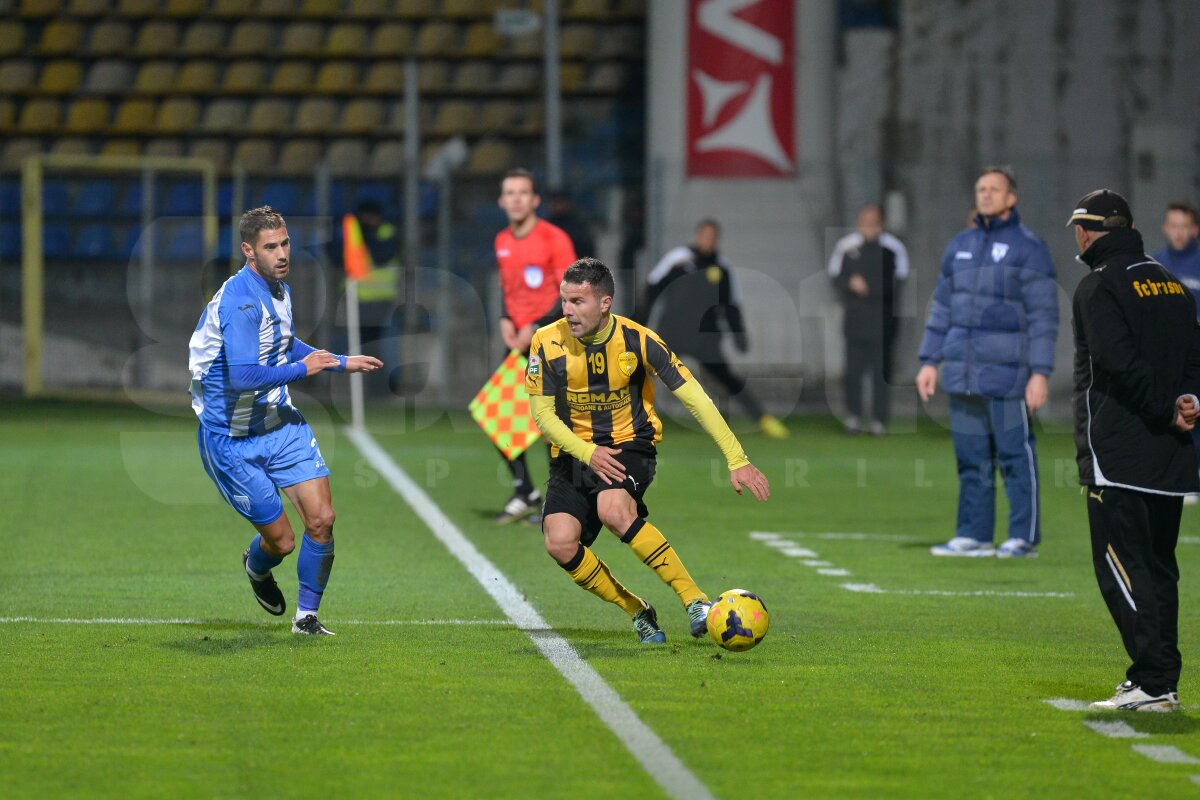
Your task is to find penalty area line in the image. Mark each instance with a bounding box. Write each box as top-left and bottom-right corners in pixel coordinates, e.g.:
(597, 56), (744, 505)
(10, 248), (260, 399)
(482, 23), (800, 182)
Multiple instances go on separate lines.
(346, 426), (714, 800)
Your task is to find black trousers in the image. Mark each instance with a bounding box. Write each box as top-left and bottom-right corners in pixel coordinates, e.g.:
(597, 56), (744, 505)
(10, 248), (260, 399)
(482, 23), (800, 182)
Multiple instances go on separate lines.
(1086, 485), (1182, 694)
(844, 336), (891, 424)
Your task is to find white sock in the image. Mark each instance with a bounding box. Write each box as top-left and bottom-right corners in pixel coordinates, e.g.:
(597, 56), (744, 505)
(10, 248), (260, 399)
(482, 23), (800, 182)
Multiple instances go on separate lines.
(295, 608), (318, 622)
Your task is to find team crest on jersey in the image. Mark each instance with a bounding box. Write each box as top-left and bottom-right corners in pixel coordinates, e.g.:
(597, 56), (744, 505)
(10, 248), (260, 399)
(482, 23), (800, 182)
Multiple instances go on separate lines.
(527, 354), (541, 376)
(706, 265), (723, 284)
(618, 351), (638, 376)
(991, 243), (1009, 263)
(524, 265), (544, 288)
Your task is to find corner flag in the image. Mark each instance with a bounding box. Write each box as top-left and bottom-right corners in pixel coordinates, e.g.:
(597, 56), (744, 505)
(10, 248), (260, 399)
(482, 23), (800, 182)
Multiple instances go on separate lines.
(469, 351), (542, 460)
(343, 214), (372, 281)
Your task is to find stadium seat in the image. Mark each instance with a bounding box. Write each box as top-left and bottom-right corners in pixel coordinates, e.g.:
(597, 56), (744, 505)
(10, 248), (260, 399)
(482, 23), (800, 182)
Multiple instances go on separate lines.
(432, 100), (479, 137)
(155, 98), (201, 134)
(280, 22), (323, 56)
(254, 180), (304, 212)
(113, 99), (156, 133)
(1, 138), (43, 172)
(369, 23), (414, 58)
(560, 61), (586, 92)
(248, 98), (292, 133)
(75, 181), (119, 217)
(66, 98), (110, 134)
(0, 61), (37, 93)
(19, 0), (62, 16)
(559, 24), (598, 58)
(452, 61), (493, 93)
(587, 61), (627, 92)
(0, 99), (15, 132)
(566, 0), (610, 19)
(462, 21), (501, 57)
(83, 60), (134, 94)
(325, 23), (369, 57)
(209, 0), (245, 17)
(17, 98), (62, 133)
(314, 61), (359, 94)
(176, 61), (219, 93)
(144, 138), (185, 158)
(42, 180), (69, 215)
(293, 97), (337, 134)
(270, 61), (313, 94)
(100, 139), (142, 157)
(347, 0), (388, 18)
(133, 21), (182, 58)
(415, 21), (458, 56)
(201, 98), (247, 133)
(86, 19), (134, 57)
(479, 99), (519, 134)
(276, 140), (321, 176)
(417, 61), (450, 93)
(38, 60), (83, 95)
(298, 0), (338, 17)
(165, 0), (207, 16)
(43, 222), (72, 260)
(233, 139), (277, 171)
(0, 21), (25, 58)
(0, 180), (21, 217)
(164, 180), (203, 215)
(75, 224), (118, 260)
(133, 62), (177, 95)
(442, 0), (486, 18)
(189, 138), (231, 165)
(507, 31), (541, 58)
(49, 137), (92, 156)
(384, 101), (431, 134)
(340, 98), (384, 135)
(259, 0), (296, 17)
(327, 139), (369, 177)
(162, 223), (205, 261)
(39, 20), (83, 56)
(222, 60), (268, 94)
(181, 21), (225, 57)
(496, 63), (538, 92)
(597, 24), (642, 57)
(0, 220), (19, 261)
(368, 141), (404, 174)
(464, 140), (516, 176)
(614, 0), (645, 16)
(228, 21), (274, 56)
(363, 61), (405, 95)
(394, 0), (436, 18)
(117, 0), (159, 16)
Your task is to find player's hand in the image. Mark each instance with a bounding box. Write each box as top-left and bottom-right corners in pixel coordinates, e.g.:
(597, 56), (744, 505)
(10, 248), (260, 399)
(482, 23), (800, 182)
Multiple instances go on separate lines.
(499, 318), (518, 351)
(848, 274), (869, 297)
(301, 350), (341, 376)
(916, 364), (938, 402)
(1025, 373), (1049, 414)
(588, 446), (627, 486)
(1174, 395), (1199, 432)
(730, 463), (770, 501)
(514, 324), (536, 353)
(344, 355), (383, 373)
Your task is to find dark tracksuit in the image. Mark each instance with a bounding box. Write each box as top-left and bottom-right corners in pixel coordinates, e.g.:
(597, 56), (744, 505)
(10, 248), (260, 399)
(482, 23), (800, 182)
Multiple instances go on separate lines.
(1072, 228), (1200, 695)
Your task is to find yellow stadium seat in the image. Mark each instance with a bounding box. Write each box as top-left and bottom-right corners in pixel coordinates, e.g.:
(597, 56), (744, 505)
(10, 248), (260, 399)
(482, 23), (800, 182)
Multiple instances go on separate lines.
(0, 99), (16, 132)
(452, 60), (493, 93)
(276, 140), (321, 176)
(587, 62), (626, 92)
(18, 98), (62, 133)
(164, 0), (206, 16)
(432, 100), (478, 137)
(417, 61), (450, 93)
(201, 98), (247, 133)
(462, 21), (501, 57)
(210, 0), (244, 17)
(116, 0), (159, 16)
(270, 61), (314, 94)
(0, 21), (25, 58)
(314, 61), (358, 94)
(113, 98), (156, 133)
(566, 0), (610, 19)
(293, 98), (338, 135)
(614, 0), (645, 16)
(394, 0), (436, 19)
(465, 140), (516, 176)
(327, 139), (369, 177)
(0, 61), (37, 93)
(133, 61), (177, 94)
(233, 139), (277, 172)
(298, 0), (338, 17)
(507, 31), (541, 58)
(66, 98), (110, 133)
(50, 137), (92, 156)
(2, 139), (44, 172)
(39, 20), (84, 56)
(340, 98), (384, 135)
(259, 0), (295, 17)
(228, 21), (274, 56)
(368, 141), (404, 174)
(86, 19), (134, 56)
(559, 24), (597, 58)
(155, 97), (200, 134)
(19, 0), (62, 17)
(385, 102), (431, 134)
(38, 60), (83, 95)
(496, 63), (538, 92)
(133, 21), (181, 57)
(363, 61), (405, 95)
(518, 102), (543, 134)
(479, 99), (519, 134)
(181, 21), (225, 57)
(415, 21), (457, 56)
(66, 0), (110, 15)
(222, 60), (268, 93)
(442, 0), (486, 18)
(280, 21), (323, 56)
(369, 23), (413, 58)
(189, 138), (231, 165)
(348, 0), (388, 18)
(145, 138), (185, 158)
(597, 24), (641, 57)
(101, 139), (143, 157)
(84, 60), (134, 94)
(325, 23), (368, 57)
(560, 61), (585, 92)
(176, 61), (219, 93)
(247, 98), (292, 133)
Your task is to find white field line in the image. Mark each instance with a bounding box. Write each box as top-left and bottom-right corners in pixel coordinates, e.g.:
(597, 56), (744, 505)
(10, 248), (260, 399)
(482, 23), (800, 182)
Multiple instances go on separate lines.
(750, 530), (921, 542)
(1181, 537), (1200, 545)
(817, 568), (852, 577)
(0, 617), (514, 626)
(346, 427), (714, 800)
(1083, 720), (1148, 739)
(840, 582), (1074, 598)
(1132, 745), (1200, 765)
(1043, 698), (1092, 711)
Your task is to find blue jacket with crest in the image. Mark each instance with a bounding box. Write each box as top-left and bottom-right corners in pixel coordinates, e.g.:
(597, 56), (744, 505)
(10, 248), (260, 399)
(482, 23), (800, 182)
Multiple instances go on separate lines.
(918, 209), (1059, 399)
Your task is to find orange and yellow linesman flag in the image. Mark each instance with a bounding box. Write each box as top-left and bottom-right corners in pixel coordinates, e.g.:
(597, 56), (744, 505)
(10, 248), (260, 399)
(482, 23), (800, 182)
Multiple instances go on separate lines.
(342, 213), (372, 281)
(469, 350), (542, 460)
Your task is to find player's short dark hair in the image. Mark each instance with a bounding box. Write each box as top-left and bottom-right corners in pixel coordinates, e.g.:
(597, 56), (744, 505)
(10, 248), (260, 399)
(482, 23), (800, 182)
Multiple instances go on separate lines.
(696, 218), (720, 234)
(239, 206), (286, 246)
(1167, 201), (1199, 225)
(502, 167), (537, 193)
(563, 257), (615, 299)
(977, 165), (1017, 191)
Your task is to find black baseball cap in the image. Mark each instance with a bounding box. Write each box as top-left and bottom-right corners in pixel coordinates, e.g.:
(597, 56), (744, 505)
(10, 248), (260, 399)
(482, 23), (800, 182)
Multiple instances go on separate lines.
(1066, 189), (1133, 231)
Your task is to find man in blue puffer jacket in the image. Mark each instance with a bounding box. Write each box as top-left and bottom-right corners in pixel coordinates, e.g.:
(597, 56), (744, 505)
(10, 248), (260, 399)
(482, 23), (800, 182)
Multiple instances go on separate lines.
(916, 166), (1059, 558)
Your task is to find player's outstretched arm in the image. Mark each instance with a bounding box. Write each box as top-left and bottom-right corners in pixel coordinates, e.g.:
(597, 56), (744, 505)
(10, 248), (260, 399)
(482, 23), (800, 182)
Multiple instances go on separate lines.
(300, 349), (342, 376)
(343, 355), (383, 374)
(730, 463), (770, 501)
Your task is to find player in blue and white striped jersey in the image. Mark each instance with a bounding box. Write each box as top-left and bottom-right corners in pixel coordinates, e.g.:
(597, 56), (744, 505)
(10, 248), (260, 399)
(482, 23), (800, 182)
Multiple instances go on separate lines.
(189, 206), (382, 635)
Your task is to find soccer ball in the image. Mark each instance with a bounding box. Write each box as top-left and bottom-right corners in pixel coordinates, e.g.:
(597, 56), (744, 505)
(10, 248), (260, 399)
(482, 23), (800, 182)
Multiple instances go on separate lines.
(706, 589), (769, 652)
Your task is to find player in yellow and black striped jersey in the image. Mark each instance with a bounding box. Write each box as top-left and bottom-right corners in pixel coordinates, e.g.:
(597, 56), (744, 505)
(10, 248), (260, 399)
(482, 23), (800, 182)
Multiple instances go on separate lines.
(526, 257), (771, 644)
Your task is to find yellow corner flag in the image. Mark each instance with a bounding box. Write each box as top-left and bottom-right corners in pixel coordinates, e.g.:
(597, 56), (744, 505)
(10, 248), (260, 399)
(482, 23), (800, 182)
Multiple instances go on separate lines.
(342, 214), (372, 281)
(469, 351), (542, 460)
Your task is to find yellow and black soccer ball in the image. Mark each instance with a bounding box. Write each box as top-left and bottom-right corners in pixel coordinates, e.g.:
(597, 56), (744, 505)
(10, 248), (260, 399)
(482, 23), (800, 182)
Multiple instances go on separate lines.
(706, 589), (769, 652)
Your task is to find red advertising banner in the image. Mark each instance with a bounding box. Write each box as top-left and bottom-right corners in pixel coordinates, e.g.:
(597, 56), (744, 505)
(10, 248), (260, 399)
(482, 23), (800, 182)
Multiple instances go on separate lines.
(687, 0), (795, 178)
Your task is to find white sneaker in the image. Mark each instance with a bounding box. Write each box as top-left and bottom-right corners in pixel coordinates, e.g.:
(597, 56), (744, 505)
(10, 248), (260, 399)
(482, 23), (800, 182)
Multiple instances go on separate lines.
(996, 538), (1038, 558)
(493, 490), (541, 524)
(930, 537), (995, 557)
(1184, 494), (1199, 506)
(1090, 681), (1179, 712)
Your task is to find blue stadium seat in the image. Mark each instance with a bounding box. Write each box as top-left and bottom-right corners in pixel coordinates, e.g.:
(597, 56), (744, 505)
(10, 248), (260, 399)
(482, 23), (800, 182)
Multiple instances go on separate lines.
(120, 180), (143, 217)
(162, 222), (204, 261)
(253, 180), (302, 214)
(217, 180), (233, 216)
(164, 180), (203, 216)
(44, 222), (72, 259)
(74, 223), (117, 259)
(43, 181), (70, 216)
(350, 181), (395, 215)
(0, 221), (20, 261)
(119, 225), (142, 259)
(217, 223), (232, 259)
(74, 180), (119, 218)
(0, 180), (19, 218)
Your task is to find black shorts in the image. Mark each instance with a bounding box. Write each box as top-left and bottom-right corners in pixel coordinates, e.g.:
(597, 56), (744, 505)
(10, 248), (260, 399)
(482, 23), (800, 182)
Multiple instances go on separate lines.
(544, 443), (656, 546)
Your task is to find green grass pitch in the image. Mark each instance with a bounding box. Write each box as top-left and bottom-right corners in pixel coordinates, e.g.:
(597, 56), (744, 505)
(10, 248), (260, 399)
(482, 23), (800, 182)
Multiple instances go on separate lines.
(2, 399), (1199, 798)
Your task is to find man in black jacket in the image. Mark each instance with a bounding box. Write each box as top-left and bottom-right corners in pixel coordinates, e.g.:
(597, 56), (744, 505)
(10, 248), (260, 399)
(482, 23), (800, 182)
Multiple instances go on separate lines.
(1069, 189), (1200, 712)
